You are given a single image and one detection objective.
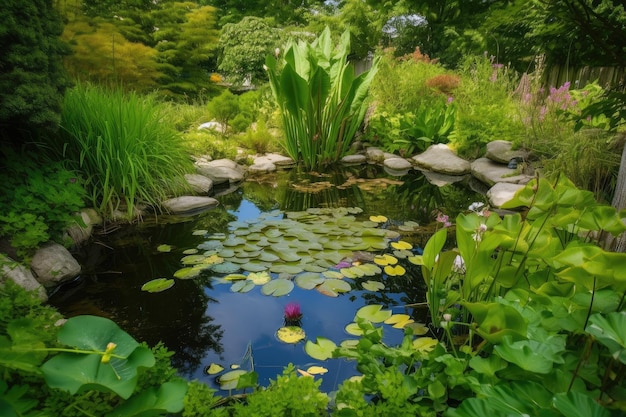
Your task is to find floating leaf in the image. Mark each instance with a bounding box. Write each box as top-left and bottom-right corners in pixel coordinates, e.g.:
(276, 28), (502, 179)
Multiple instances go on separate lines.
(362, 280), (385, 291)
(295, 273), (325, 289)
(317, 279), (351, 297)
(369, 215), (388, 223)
(211, 262), (240, 274)
(270, 264), (304, 274)
(182, 249), (198, 255)
(204, 363), (224, 375)
(384, 314), (414, 328)
(258, 252), (280, 262)
(173, 267), (202, 279)
(322, 270), (344, 279)
(405, 322), (429, 336)
(247, 271), (271, 285)
(345, 323), (363, 336)
(276, 326), (306, 344)
(218, 370), (247, 390)
(192, 229), (208, 236)
(240, 262), (269, 273)
(297, 368), (313, 377)
(180, 255), (207, 265)
(306, 366), (328, 375)
(156, 244), (173, 253)
(384, 265), (406, 276)
(141, 278), (174, 293)
(231, 280), (255, 293)
(261, 279), (294, 297)
(413, 337), (438, 353)
(391, 241), (413, 250)
(223, 273), (247, 281)
(355, 305), (392, 323)
(374, 254), (398, 266)
(339, 267), (358, 278)
(305, 337), (337, 361)
(357, 263), (381, 276)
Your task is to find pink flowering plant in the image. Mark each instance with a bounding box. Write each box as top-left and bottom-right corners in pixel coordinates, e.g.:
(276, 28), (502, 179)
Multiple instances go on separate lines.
(283, 303), (303, 326)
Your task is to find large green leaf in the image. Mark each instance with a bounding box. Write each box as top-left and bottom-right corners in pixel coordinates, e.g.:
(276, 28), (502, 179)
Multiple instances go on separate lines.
(105, 381), (188, 417)
(586, 312), (626, 364)
(552, 391), (610, 417)
(494, 335), (566, 374)
(463, 301), (527, 344)
(305, 337), (337, 361)
(41, 316), (155, 399)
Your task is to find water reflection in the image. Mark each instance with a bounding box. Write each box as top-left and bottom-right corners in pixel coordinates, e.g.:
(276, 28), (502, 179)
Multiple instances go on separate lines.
(50, 166), (485, 393)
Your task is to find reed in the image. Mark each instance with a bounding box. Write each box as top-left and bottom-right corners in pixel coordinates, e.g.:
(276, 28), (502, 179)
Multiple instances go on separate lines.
(57, 83), (193, 219)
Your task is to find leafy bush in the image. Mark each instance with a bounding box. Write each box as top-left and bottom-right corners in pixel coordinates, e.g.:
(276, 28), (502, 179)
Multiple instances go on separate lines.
(207, 90), (241, 133)
(0, 151), (85, 259)
(449, 55), (523, 158)
(53, 83), (193, 220)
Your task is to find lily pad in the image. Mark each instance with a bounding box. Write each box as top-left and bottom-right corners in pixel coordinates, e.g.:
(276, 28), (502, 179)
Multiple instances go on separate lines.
(345, 322), (363, 336)
(384, 265), (406, 276)
(231, 280), (255, 293)
(276, 326), (306, 344)
(180, 255), (207, 265)
(362, 280), (385, 291)
(317, 279), (351, 297)
(295, 272), (325, 289)
(322, 270), (344, 279)
(223, 273), (247, 281)
(270, 264), (303, 274)
(192, 229), (208, 236)
(261, 279), (294, 297)
(384, 314), (414, 329)
(369, 215), (388, 223)
(211, 262), (240, 274)
(391, 240), (413, 250)
(240, 262), (269, 273)
(204, 363), (224, 375)
(182, 248), (199, 255)
(258, 252), (280, 262)
(173, 267), (202, 279)
(374, 254), (398, 266)
(141, 278), (174, 293)
(306, 366), (328, 375)
(305, 337), (337, 361)
(247, 271), (271, 285)
(156, 244), (173, 253)
(218, 369), (247, 390)
(355, 305), (392, 323)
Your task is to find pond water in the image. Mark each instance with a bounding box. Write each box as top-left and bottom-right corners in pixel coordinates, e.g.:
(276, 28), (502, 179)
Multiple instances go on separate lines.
(49, 165), (485, 393)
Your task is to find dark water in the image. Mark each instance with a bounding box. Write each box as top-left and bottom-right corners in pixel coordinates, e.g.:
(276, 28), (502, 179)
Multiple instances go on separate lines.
(49, 165), (485, 393)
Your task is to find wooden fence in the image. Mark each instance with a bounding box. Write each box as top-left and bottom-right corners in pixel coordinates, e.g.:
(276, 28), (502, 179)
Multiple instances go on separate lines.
(542, 65), (625, 91)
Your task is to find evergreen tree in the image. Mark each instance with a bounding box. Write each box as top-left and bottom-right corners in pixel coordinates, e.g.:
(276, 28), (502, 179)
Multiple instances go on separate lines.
(0, 0), (71, 146)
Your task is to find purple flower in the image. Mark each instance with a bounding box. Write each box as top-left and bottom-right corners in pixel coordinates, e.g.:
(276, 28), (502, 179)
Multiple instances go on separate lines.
(284, 303), (302, 321)
(436, 212), (451, 228)
(335, 261), (351, 269)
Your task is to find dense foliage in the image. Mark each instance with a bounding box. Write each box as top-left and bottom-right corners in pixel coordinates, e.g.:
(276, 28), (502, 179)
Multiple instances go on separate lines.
(0, 0), (71, 146)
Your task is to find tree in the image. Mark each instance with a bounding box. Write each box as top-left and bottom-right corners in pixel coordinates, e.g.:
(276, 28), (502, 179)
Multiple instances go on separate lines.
(0, 0), (71, 146)
(151, 2), (220, 98)
(218, 17), (282, 86)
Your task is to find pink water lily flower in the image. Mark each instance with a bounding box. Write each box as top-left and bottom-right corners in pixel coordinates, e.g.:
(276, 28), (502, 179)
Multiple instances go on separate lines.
(284, 303), (302, 321)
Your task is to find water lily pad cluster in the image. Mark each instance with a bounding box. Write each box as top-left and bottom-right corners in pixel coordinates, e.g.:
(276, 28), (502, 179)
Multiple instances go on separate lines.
(143, 207), (421, 295)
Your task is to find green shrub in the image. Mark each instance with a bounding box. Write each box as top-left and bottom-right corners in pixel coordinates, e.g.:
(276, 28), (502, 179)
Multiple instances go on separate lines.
(0, 151), (86, 259)
(238, 119), (279, 154)
(231, 365), (329, 417)
(449, 55), (523, 158)
(53, 83), (193, 220)
(182, 130), (240, 160)
(207, 90), (240, 133)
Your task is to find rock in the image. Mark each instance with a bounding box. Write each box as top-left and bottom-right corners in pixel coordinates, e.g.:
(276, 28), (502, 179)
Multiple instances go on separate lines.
(471, 158), (532, 186)
(198, 121), (226, 133)
(383, 157), (412, 171)
(195, 158), (246, 185)
(65, 208), (102, 246)
(162, 196), (219, 214)
(485, 140), (528, 164)
(30, 243), (81, 288)
(412, 144), (471, 175)
(0, 254), (48, 301)
(341, 154), (367, 165)
(249, 153), (296, 173)
(487, 182), (525, 208)
(365, 147), (385, 163)
(421, 170), (469, 187)
(185, 173), (213, 194)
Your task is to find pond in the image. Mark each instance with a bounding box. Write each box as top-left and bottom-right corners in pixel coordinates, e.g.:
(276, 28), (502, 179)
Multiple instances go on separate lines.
(49, 164), (486, 394)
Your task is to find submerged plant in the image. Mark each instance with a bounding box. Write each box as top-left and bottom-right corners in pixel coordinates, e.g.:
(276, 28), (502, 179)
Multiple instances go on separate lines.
(265, 27), (379, 169)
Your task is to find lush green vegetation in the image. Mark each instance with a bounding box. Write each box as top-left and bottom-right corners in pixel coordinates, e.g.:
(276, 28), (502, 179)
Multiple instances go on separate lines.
(2, 0), (626, 415)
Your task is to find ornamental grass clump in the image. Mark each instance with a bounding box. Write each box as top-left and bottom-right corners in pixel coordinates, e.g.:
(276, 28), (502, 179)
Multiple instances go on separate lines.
(55, 83), (193, 220)
(265, 27), (379, 169)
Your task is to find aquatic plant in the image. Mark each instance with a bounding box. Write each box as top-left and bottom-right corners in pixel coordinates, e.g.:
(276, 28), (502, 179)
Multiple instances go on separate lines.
(265, 27), (379, 169)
